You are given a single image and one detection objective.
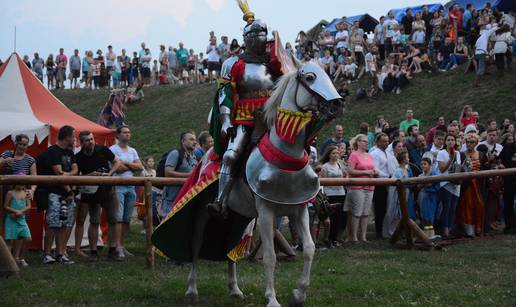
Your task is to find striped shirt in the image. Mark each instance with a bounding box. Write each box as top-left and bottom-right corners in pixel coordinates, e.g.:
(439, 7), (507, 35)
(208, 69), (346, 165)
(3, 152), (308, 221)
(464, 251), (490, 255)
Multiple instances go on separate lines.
(1, 151), (35, 175)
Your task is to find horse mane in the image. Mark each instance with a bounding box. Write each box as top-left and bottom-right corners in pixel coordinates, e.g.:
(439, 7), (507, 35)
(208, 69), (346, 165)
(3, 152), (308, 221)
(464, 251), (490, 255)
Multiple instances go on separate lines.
(264, 71), (297, 128)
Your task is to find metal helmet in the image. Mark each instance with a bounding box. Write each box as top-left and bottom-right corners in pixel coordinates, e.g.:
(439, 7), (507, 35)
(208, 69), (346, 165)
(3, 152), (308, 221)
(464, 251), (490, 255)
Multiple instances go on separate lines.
(243, 19), (268, 55)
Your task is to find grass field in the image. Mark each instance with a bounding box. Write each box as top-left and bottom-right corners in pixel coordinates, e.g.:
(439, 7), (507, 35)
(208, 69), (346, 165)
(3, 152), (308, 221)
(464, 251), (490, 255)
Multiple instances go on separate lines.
(54, 65), (516, 160)
(1, 225), (516, 306)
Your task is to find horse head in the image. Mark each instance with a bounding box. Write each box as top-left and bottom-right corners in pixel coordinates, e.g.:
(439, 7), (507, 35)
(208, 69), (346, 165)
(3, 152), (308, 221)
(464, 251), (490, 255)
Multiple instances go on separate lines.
(264, 60), (343, 129)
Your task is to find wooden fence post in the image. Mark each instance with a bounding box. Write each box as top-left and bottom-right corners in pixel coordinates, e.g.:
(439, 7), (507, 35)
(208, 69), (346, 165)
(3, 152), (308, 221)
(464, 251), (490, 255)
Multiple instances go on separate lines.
(0, 236), (19, 277)
(390, 182), (434, 248)
(144, 181), (154, 270)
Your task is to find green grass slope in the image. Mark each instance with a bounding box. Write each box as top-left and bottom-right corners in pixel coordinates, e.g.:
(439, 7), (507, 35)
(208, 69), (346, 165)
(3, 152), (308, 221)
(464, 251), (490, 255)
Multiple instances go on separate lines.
(55, 67), (516, 158)
(2, 226), (516, 306)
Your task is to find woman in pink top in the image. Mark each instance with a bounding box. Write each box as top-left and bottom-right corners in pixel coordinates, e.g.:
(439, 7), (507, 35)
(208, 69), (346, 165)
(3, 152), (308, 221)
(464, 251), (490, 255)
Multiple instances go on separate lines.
(344, 134), (378, 242)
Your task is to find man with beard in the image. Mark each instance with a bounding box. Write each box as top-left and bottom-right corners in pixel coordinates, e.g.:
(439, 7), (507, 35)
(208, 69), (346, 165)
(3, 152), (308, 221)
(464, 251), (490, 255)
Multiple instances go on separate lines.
(161, 131), (198, 219)
(40, 125), (78, 264)
(75, 131), (122, 260)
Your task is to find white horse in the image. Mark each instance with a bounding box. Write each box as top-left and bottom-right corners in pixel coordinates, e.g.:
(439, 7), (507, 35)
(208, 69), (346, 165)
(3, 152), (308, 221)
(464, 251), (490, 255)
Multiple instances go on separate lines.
(181, 60), (343, 307)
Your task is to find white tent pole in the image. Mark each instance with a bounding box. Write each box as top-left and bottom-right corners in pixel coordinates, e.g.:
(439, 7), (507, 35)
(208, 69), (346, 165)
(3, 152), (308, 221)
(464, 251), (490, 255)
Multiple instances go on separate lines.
(14, 26), (17, 53)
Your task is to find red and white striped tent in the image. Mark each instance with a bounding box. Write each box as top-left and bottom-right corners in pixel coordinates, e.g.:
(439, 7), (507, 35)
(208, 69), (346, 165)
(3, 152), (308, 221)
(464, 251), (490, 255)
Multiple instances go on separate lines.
(0, 53), (114, 154)
(0, 53), (115, 249)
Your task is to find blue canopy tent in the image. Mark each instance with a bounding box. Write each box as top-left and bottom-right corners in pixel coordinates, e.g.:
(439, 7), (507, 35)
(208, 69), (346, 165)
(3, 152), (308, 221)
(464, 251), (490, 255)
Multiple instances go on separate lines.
(324, 18), (343, 35)
(445, 0), (515, 12)
(388, 3), (445, 22)
(324, 14), (380, 35)
(346, 14), (380, 33)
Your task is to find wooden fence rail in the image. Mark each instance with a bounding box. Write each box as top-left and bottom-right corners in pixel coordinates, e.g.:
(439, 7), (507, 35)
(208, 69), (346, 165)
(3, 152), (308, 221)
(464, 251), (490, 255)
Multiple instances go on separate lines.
(1, 167), (515, 272)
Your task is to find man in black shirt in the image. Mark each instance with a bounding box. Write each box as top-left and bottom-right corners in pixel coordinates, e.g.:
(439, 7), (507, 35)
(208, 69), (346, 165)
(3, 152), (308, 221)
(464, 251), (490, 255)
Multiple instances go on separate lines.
(401, 9), (413, 35)
(499, 141), (516, 233)
(42, 125), (78, 265)
(75, 131), (123, 260)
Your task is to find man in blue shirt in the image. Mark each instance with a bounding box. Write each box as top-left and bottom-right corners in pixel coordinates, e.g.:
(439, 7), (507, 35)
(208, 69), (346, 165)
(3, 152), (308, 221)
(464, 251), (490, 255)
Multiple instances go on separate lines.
(462, 4), (474, 32)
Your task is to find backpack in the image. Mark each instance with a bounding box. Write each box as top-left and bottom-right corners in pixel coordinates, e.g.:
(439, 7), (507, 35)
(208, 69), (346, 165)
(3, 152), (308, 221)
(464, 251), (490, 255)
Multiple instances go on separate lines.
(155, 148), (185, 187)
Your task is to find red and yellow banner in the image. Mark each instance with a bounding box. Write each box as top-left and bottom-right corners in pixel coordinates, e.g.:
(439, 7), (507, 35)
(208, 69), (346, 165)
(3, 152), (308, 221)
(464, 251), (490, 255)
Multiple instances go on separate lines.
(275, 108), (313, 144)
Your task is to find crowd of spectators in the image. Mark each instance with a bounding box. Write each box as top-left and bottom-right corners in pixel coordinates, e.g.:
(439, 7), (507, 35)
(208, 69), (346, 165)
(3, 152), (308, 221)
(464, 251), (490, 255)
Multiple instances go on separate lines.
(10, 2), (514, 94)
(306, 107), (515, 249)
(1, 105), (515, 266)
(294, 2), (515, 94)
(16, 32), (236, 90)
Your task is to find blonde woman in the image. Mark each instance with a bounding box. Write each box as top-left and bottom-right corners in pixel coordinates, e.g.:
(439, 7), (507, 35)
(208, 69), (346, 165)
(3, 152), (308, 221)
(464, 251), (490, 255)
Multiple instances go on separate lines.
(344, 134), (378, 242)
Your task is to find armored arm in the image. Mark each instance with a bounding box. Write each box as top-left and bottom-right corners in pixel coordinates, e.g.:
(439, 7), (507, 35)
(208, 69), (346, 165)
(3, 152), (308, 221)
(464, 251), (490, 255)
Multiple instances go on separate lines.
(218, 91), (235, 139)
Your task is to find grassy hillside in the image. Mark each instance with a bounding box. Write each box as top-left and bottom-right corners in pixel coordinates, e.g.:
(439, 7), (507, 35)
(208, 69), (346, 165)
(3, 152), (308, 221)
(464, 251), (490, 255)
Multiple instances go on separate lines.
(55, 66), (516, 159)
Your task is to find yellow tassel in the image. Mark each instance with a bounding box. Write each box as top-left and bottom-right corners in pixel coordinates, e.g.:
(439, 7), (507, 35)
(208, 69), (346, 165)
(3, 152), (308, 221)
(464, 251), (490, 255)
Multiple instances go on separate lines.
(236, 0), (255, 23)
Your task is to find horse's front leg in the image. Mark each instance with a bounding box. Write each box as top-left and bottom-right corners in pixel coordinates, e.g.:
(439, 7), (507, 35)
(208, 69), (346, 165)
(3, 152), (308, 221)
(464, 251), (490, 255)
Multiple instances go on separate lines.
(257, 200), (281, 307)
(185, 208), (209, 304)
(227, 260), (245, 299)
(288, 206), (315, 306)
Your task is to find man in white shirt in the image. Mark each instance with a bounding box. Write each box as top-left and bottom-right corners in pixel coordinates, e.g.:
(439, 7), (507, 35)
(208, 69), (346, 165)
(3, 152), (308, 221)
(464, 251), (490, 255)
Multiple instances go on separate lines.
(335, 21), (349, 51)
(369, 133), (390, 238)
(383, 12), (399, 57)
(110, 126), (143, 258)
(206, 37), (221, 82)
(474, 27), (497, 86)
(423, 130), (445, 172)
(479, 128), (503, 156)
(318, 49), (335, 75)
(106, 45), (117, 89)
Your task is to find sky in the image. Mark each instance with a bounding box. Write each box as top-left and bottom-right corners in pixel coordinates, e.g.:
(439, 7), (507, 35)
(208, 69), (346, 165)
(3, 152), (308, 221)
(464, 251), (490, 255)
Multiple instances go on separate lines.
(0, 0), (445, 61)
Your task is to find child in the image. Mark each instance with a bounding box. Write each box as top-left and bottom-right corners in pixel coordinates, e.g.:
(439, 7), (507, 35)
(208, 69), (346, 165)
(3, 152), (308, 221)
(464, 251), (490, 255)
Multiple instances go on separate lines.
(412, 28), (426, 49)
(417, 157), (440, 237)
(344, 57), (358, 83)
(392, 24), (402, 52)
(152, 59), (159, 86)
(3, 183), (32, 267)
(383, 151), (413, 238)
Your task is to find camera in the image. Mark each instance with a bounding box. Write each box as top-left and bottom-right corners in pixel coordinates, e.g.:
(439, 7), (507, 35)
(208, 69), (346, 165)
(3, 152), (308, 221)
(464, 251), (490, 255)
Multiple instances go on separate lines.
(59, 199), (69, 221)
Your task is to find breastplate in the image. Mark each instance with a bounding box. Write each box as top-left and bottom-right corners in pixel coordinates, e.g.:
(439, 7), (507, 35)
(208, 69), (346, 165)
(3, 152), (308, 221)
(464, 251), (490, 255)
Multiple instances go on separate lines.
(237, 63), (275, 99)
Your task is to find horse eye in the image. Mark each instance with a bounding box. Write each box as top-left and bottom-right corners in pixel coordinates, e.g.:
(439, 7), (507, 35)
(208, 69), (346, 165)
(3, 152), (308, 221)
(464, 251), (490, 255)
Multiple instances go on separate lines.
(305, 73), (316, 82)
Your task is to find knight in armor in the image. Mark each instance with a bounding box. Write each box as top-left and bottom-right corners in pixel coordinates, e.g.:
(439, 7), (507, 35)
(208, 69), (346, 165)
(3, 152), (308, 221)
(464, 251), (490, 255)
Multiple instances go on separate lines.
(207, 0), (282, 214)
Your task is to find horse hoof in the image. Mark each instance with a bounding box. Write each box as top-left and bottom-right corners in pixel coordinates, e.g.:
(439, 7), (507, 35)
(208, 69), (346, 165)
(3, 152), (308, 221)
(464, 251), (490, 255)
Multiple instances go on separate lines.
(288, 289), (305, 307)
(184, 292), (199, 305)
(230, 291), (245, 300)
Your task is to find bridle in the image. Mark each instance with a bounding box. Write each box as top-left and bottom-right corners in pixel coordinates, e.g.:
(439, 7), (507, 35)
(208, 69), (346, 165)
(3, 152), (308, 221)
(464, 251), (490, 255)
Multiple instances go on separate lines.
(293, 70), (342, 120)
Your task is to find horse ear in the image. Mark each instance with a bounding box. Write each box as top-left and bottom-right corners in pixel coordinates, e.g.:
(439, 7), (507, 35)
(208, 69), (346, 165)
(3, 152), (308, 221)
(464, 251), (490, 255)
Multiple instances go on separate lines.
(291, 54), (301, 70)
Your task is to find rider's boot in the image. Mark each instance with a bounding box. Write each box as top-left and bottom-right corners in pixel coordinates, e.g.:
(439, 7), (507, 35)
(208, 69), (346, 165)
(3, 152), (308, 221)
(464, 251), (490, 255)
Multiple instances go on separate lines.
(207, 169), (231, 219)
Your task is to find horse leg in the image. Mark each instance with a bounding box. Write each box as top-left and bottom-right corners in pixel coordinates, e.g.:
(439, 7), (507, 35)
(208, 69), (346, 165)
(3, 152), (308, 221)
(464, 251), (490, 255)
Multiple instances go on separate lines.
(289, 207), (315, 307)
(257, 201), (281, 307)
(185, 209), (209, 304)
(227, 260), (245, 299)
